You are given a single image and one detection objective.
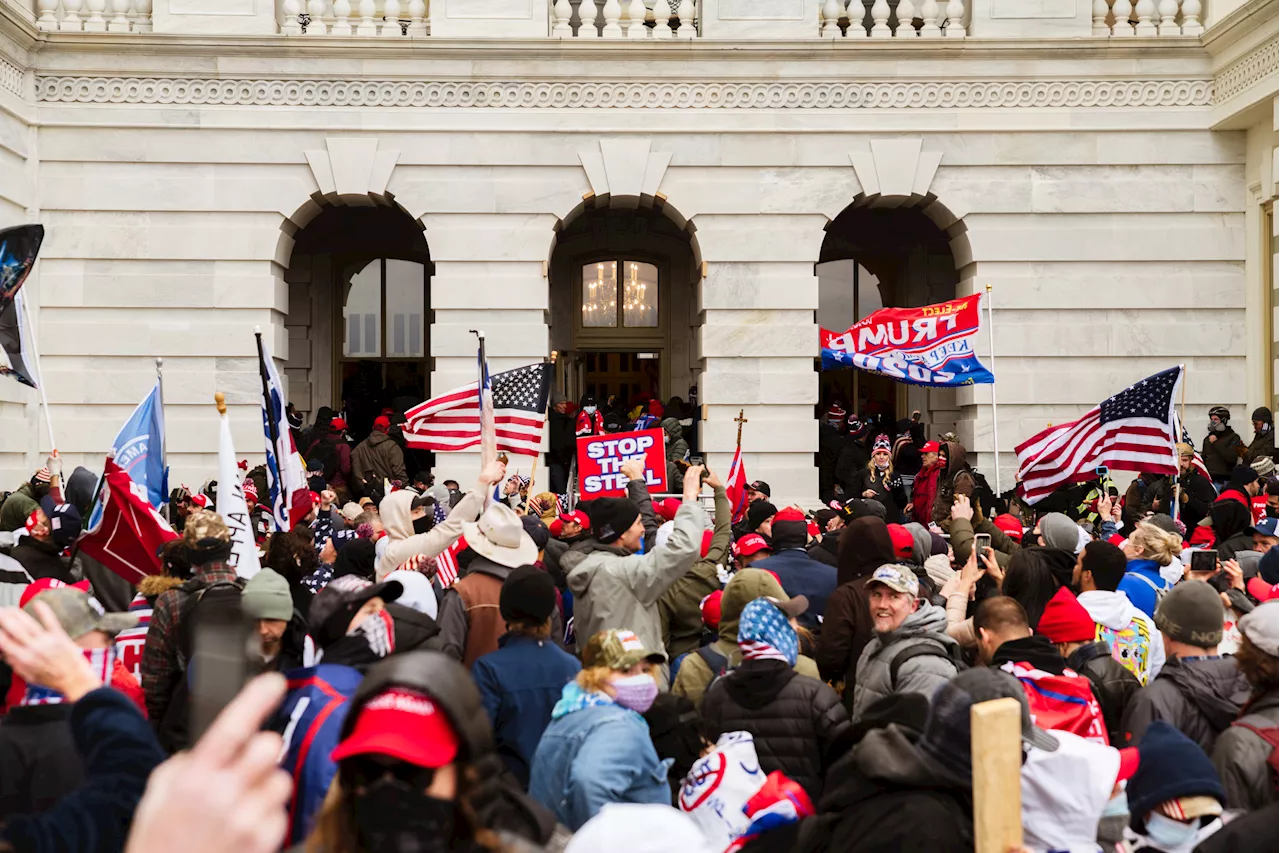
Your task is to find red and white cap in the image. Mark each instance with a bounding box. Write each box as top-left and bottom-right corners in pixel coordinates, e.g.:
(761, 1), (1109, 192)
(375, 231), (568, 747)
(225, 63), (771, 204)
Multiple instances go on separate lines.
(20, 577), (90, 608)
(921, 441), (940, 453)
(732, 533), (772, 558)
(331, 687), (460, 769)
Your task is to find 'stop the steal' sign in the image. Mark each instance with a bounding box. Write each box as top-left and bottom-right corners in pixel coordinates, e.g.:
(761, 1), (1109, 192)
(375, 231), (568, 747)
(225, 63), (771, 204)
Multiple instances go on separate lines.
(576, 427), (668, 498)
(819, 295), (995, 387)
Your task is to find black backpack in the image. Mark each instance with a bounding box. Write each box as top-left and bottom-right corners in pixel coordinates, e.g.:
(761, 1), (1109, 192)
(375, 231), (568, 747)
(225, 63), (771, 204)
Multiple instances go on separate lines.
(889, 642), (967, 689)
(156, 577), (245, 752)
(697, 644), (735, 693)
(307, 437), (340, 482)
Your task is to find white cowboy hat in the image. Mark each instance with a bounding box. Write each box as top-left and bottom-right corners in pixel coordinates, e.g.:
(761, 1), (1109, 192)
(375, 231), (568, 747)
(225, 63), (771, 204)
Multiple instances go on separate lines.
(462, 502), (539, 568)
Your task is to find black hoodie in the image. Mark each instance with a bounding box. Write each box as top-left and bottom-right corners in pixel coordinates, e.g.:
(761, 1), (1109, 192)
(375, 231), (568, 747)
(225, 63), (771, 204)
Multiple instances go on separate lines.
(1121, 655), (1252, 752)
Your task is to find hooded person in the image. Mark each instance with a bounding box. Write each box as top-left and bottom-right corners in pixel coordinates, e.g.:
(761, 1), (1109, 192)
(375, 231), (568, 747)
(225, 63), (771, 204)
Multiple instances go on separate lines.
(435, 502), (545, 668)
(561, 464), (709, 689)
(331, 537), (378, 583)
(1074, 540), (1167, 687)
(306, 650), (566, 853)
(672, 568), (822, 709)
(815, 516), (896, 692)
(1244, 406), (1277, 467)
(350, 414), (406, 498)
(376, 461), (505, 580)
(10, 501), (75, 584)
(848, 565), (961, 722)
(1122, 580), (1251, 753)
(752, 508), (837, 631)
(700, 597), (851, 800)
(1211, 599), (1279, 811)
(658, 477), (732, 661)
(529, 629), (674, 830)
(1204, 497), (1257, 561)
(1126, 721), (1228, 853)
(0, 467), (51, 533)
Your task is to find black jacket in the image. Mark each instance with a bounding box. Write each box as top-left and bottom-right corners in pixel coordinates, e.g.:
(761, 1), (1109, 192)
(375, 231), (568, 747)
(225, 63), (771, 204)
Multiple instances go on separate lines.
(1177, 468), (1218, 533)
(792, 724), (973, 853)
(0, 705), (80, 819)
(850, 468), (908, 523)
(991, 634), (1068, 675)
(1067, 641), (1141, 745)
(1202, 428), (1244, 480)
(1122, 655), (1251, 752)
(701, 659), (850, 800)
(807, 534), (839, 568)
(10, 537), (72, 583)
(1193, 802), (1278, 853)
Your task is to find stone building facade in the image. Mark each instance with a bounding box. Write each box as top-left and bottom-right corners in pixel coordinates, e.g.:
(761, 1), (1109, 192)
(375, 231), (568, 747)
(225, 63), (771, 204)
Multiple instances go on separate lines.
(0, 0), (1274, 502)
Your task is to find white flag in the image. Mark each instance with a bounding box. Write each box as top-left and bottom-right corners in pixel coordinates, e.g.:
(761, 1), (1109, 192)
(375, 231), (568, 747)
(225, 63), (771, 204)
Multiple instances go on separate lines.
(217, 410), (261, 579)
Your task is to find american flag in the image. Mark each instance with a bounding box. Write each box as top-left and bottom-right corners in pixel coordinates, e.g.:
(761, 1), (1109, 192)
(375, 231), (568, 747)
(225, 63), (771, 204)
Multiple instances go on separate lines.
(1175, 415), (1210, 480)
(1016, 366), (1183, 504)
(435, 536), (466, 588)
(403, 362), (552, 456)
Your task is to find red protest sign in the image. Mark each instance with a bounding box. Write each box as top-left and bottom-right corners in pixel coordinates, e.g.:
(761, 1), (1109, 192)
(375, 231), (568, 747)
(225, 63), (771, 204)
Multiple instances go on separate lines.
(576, 428), (668, 498)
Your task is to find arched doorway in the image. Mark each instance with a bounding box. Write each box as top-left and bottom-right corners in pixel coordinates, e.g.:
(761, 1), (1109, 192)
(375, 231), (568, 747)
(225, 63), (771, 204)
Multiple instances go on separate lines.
(282, 202), (433, 449)
(548, 200), (702, 488)
(816, 199), (970, 442)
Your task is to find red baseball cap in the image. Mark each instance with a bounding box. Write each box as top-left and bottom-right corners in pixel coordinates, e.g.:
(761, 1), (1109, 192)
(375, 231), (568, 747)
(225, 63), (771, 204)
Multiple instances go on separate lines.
(921, 441), (940, 453)
(373, 416), (391, 432)
(20, 578), (90, 609)
(1116, 747), (1140, 783)
(773, 507), (805, 523)
(992, 513), (1024, 543)
(733, 533), (772, 558)
(558, 510), (589, 529)
(331, 687), (459, 769)
(700, 590), (723, 630)
(329, 417), (348, 431)
(189, 493), (209, 509)
(700, 529), (714, 558)
(652, 498), (680, 522)
(1248, 576), (1279, 603)
(887, 524), (914, 560)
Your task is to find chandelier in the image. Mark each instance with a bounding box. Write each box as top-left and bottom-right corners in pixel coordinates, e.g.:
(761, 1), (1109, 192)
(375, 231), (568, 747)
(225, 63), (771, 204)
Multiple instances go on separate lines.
(583, 261), (618, 327)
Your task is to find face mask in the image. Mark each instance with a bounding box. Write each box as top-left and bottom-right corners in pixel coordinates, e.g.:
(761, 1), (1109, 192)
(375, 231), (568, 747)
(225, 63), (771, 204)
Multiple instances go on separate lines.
(874, 458), (889, 471)
(1100, 791), (1128, 819)
(611, 672), (658, 713)
(1144, 813), (1201, 852)
(584, 405), (597, 414)
(354, 777), (455, 853)
(412, 515), (434, 535)
(1209, 420), (1224, 433)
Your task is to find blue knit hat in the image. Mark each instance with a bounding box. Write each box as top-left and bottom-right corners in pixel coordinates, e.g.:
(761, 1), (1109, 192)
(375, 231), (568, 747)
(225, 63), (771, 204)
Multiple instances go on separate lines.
(1126, 720), (1225, 834)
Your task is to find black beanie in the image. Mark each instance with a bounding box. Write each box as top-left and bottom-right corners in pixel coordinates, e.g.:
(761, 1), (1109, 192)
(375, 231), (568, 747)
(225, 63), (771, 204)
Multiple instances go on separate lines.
(746, 501), (777, 533)
(499, 565), (558, 624)
(1253, 407), (1273, 425)
(1230, 464), (1260, 490)
(520, 515), (550, 551)
(589, 498), (641, 545)
(1126, 721), (1225, 834)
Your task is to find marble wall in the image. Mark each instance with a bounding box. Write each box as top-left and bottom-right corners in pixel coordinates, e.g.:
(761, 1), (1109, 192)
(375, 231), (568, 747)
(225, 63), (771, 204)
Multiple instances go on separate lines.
(2, 28), (1268, 503)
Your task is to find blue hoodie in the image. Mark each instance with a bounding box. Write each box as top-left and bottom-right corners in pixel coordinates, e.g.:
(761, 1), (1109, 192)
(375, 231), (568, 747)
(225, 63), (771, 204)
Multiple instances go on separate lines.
(528, 682), (672, 830)
(1117, 559), (1174, 619)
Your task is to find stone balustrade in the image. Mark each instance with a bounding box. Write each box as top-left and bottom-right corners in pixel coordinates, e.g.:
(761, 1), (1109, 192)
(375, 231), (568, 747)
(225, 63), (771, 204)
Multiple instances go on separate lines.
(279, 0), (427, 36)
(1097, 0), (1203, 36)
(821, 0), (966, 38)
(35, 0), (152, 31)
(554, 0), (698, 38)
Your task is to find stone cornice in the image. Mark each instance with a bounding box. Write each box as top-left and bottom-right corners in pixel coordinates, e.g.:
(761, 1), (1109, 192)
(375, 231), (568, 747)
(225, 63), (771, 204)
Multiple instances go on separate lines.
(35, 76), (1215, 109)
(1213, 37), (1278, 106)
(1201, 0), (1276, 59)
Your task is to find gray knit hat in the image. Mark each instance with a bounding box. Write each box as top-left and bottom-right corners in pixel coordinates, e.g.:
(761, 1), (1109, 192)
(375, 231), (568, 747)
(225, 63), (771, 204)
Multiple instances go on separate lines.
(1154, 580), (1223, 647)
(1038, 512), (1080, 553)
(241, 568), (294, 622)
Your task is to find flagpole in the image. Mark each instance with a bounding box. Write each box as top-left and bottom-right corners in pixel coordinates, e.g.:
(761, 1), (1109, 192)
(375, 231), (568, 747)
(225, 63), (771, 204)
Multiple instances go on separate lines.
(18, 295), (56, 456)
(1171, 364), (1186, 525)
(985, 285), (1001, 496)
(155, 357), (167, 499)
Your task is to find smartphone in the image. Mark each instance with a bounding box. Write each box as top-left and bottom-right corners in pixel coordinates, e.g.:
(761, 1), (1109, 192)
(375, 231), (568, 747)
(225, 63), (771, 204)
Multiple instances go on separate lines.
(689, 455), (704, 466)
(189, 601), (252, 744)
(1189, 550), (1219, 575)
(1095, 466), (1109, 477)
(974, 533), (991, 560)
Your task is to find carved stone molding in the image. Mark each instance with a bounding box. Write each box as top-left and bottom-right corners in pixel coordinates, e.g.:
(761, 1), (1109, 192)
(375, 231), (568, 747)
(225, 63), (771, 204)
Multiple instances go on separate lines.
(34, 77), (1214, 109)
(579, 139), (671, 202)
(304, 137), (399, 202)
(1213, 38), (1278, 105)
(0, 57), (21, 97)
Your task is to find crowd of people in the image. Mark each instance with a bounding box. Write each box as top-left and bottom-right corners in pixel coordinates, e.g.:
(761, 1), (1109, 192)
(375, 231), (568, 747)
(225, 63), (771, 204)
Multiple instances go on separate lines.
(0, 401), (1274, 853)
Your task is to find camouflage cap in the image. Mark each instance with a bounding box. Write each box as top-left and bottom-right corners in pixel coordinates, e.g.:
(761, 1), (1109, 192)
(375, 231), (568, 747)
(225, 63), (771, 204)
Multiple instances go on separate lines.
(183, 509), (231, 548)
(23, 587), (138, 640)
(583, 628), (666, 670)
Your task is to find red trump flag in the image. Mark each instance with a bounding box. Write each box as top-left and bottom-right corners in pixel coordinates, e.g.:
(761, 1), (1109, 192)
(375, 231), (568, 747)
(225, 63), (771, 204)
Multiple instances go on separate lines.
(79, 458), (180, 584)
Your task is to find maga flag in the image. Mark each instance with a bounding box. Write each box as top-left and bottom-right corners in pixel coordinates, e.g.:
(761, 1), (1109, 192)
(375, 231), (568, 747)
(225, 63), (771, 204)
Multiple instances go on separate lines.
(820, 295), (994, 387)
(79, 458), (180, 584)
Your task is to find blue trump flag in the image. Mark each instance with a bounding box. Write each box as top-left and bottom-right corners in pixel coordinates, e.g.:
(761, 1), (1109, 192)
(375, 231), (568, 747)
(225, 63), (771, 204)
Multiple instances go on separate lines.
(93, 382), (167, 525)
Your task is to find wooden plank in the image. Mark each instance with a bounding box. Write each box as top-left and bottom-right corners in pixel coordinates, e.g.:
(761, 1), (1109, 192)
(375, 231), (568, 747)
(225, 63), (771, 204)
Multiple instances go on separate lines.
(971, 697), (1024, 853)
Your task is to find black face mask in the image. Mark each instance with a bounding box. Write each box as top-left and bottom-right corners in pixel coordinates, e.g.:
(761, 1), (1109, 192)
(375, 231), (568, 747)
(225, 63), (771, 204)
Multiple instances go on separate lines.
(353, 776), (455, 853)
(413, 515), (434, 535)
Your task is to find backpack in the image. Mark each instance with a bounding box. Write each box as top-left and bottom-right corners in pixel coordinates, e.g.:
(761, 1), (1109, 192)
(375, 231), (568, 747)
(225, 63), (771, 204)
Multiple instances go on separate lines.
(697, 644), (736, 693)
(306, 437), (340, 482)
(889, 642), (967, 688)
(1231, 720), (1280, 783)
(1002, 661), (1109, 745)
(1126, 570), (1170, 607)
(156, 577), (245, 752)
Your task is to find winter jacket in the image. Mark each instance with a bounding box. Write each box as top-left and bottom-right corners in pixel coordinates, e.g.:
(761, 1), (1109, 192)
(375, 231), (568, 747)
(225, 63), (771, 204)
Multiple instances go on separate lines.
(350, 430), (406, 495)
(806, 534), (839, 568)
(911, 460), (944, 526)
(10, 536), (72, 584)
(701, 659), (850, 801)
(1066, 641), (1141, 746)
(563, 484), (707, 678)
(948, 516), (1020, 571)
(672, 568), (821, 709)
(0, 483), (38, 533)
(528, 683), (673, 831)
(1192, 802), (1279, 853)
(990, 635), (1109, 744)
(1124, 474), (1174, 527)
(1177, 468), (1218, 533)
(1122, 654), (1251, 752)
(662, 417), (688, 487)
(1202, 427), (1244, 480)
(849, 602), (960, 722)
(437, 555), (514, 667)
(0, 705), (79, 819)
(377, 487), (483, 579)
(1117, 559), (1176, 620)
(791, 724), (974, 853)
(850, 467), (908, 523)
(1244, 426), (1277, 467)
(1212, 689), (1279, 811)
(752, 548), (838, 632)
(1077, 589), (1166, 686)
(473, 634), (582, 790)
(387, 601), (443, 654)
(835, 437), (869, 495)
(815, 517), (897, 689)
(658, 485), (731, 661)
(0, 687), (165, 853)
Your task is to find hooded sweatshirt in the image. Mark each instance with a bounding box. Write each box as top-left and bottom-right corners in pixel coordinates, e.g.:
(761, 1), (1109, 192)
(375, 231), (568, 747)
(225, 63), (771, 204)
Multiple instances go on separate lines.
(816, 517), (897, 686)
(850, 602), (960, 722)
(376, 487), (483, 580)
(1122, 654), (1251, 753)
(1076, 590), (1166, 686)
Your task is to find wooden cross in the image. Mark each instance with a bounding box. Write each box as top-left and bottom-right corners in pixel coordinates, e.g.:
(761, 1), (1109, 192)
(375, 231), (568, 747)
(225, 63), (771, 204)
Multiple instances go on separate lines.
(734, 409), (748, 447)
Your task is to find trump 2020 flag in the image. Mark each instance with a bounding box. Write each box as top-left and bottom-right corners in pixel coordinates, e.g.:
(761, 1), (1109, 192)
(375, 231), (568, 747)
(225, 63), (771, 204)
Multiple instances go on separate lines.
(88, 380), (168, 530)
(79, 458), (179, 584)
(820, 295), (994, 387)
(257, 331), (305, 533)
(218, 407), (260, 579)
(0, 224), (44, 389)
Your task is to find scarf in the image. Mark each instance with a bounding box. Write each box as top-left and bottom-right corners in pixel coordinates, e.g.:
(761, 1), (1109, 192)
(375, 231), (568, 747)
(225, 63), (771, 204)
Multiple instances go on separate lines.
(737, 598), (798, 667)
(551, 681), (615, 720)
(318, 609), (396, 668)
(21, 648), (114, 706)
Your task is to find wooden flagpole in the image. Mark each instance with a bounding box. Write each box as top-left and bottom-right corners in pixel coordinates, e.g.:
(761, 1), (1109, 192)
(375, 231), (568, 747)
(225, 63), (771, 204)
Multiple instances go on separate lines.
(971, 697), (1023, 853)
